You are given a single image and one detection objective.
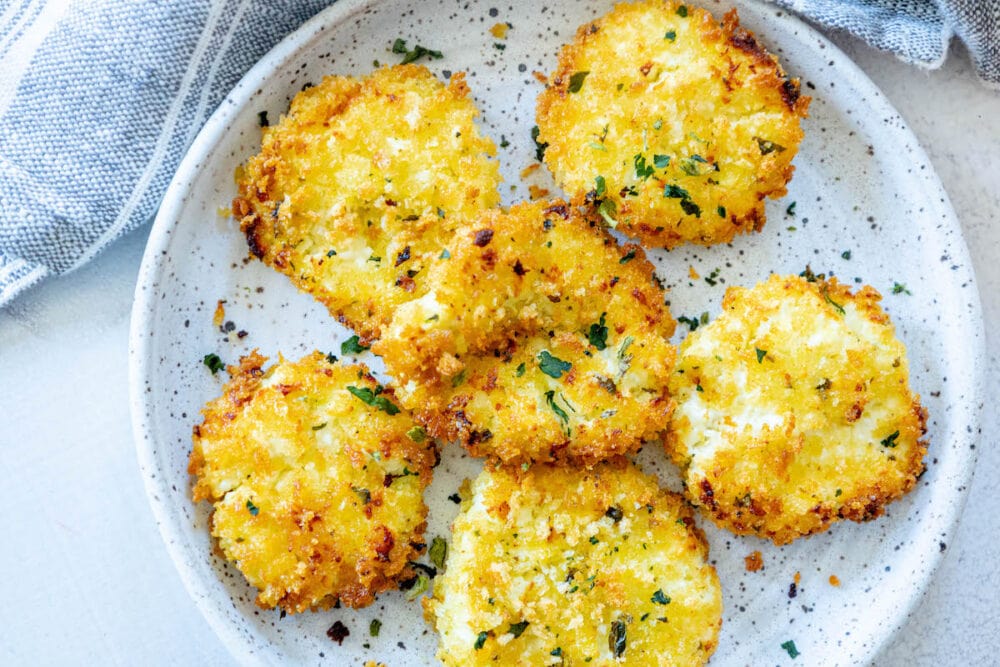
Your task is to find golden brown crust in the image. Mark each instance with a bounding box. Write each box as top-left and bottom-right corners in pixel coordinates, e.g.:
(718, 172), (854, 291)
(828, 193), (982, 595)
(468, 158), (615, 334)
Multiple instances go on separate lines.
(234, 65), (501, 343)
(373, 200), (677, 467)
(536, 1), (809, 248)
(425, 461), (722, 666)
(666, 274), (928, 545)
(189, 351), (436, 612)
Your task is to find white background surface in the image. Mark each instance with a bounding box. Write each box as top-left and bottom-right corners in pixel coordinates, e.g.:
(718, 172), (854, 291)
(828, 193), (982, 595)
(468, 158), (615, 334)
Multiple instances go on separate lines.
(0, 31), (997, 667)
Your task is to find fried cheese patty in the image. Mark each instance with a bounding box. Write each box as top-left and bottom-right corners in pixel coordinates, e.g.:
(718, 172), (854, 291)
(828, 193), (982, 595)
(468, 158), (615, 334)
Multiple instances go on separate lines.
(424, 461), (723, 666)
(536, 1), (809, 248)
(189, 351), (437, 612)
(233, 65), (501, 342)
(373, 200), (677, 466)
(666, 274), (928, 545)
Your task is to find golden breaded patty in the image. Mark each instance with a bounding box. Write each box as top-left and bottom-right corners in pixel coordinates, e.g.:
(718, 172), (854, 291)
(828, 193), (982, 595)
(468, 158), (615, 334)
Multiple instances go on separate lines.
(424, 461), (723, 666)
(189, 351), (437, 612)
(233, 65), (501, 342)
(373, 200), (677, 466)
(536, 1), (809, 248)
(666, 274), (928, 545)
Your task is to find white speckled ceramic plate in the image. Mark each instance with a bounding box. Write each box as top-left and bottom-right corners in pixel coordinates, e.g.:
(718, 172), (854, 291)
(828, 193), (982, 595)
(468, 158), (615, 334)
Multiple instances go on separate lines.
(129, 1), (984, 665)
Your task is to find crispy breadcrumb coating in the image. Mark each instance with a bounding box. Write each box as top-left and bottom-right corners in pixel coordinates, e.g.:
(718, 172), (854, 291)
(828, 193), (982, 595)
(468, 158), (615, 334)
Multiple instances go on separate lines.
(373, 200), (677, 466)
(233, 65), (501, 342)
(536, 1), (809, 248)
(189, 351), (437, 612)
(425, 461), (723, 666)
(666, 274), (927, 545)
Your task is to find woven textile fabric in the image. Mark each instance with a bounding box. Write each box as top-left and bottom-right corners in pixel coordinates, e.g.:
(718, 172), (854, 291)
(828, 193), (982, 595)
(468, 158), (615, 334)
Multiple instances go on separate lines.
(0, 0), (996, 305)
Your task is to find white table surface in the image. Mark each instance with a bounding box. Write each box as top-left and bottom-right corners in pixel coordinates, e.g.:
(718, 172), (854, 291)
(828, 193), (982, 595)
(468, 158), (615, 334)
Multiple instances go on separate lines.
(1, 29), (997, 666)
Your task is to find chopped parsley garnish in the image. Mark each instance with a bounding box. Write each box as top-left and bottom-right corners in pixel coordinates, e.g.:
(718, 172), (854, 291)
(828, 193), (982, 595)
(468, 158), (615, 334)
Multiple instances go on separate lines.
(347, 385), (401, 415)
(598, 198), (619, 227)
(717, 205), (727, 218)
(391, 38), (443, 64)
(429, 536), (448, 570)
(678, 315), (700, 332)
(508, 621), (529, 638)
(312, 422), (327, 431)
(439, 248), (451, 259)
(494, 42), (506, 50)
(325, 352), (338, 364)
(620, 249), (636, 264)
(257, 110), (269, 127)
(326, 249), (337, 257)
(786, 201), (797, 216)
(652, 119), (663, 130)
(588, 141), (607, 151)
(531, 125), (548, 162)
(680, 199), (702, 217)
(705, 268), (721, 286)
(653, 154), (671, 168)
(369, 619), (381, 637)
(664, 30), (676, 41)
(551, 647), (563, 657)
(781, 639), (800, 659)
(203, 353), (225, 374)
(756, 137), (786, 155)
(246, 499), (259, 516)
(588, 313), (609, 350)
(538, 350), (572, 378)
(822, 288), (846, 315)
(567, 71), (590, 93)
(651, 589), (671, 605)
(634, 153), (654, 180)
(835, 488), (843, 497)
(679, 154), (708, 176)
(451, 369), (467, 387)
(589, 535), (599, 544)
(405, 574), (429, 600)
(663, 184), (690, 199)
(676, 5), (688, 17)
(756, 348), (767, 363)
(892, 282), (912, 295)
(515, 362), (526, 377)
(880, 430), (900, 448)
(406, 426), (426, 443)
(605, 505), (624, 522)
(841, 250), (852, 260)
(474, 631), (489, 650)
(352, 487), (371, 505)
(544, 390), (571, 432)
(594, 175), (607, 197)
(448, 492), (462, 503)
(499, 135), (510, 148)
(609, 620), (627, 657)
(341, 335), (369, 355)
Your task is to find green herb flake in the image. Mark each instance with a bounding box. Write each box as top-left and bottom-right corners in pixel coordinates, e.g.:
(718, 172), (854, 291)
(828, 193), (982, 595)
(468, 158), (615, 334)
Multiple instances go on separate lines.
(786, 201), (797, 216)
(326, 249), (337, 257)
(352, 487), (371, 505)
(634, 153), (654, 180)
(439, 248), (451, 259)
(544, 390), (571, 432)
(676, 5), (688, 17)
(551, 647), (563, 657)
(705, 268), (721, 286)
(257, 110), (269, 127)
(664, 30), (677, 41)
(717, 205), (726, 218)
(538, 350), (572, 378)
(429, 536), (448, 570)
(370, 619), (382, 637)
(652, 119), (663, 130)
(474, 631), (489, 650)
(406, 426), (427, 443)
(663, 183), (690, 199)
(835, 488), (843, 497)
(680, 199), (701, 217)
(678, 315), (700, 332)
(594, 175), (607, 197)
(653, 154), (670, 168)
(567, 71), (590, 93)
(609, 619), (627, 657)
(588, 313), (609, 350)
(203, 353), (225, 374)
(405, 574), (430, 601)
(880, 430), (900, 448)
(756, 348), (767, 363)
(841, 250), (852, 260)
(508, 621), (529, 638)
(651, 589), (671, 605)
(598, 198), (619, 228)
(451, 369), (467, 387)
(246, 499), (259, 516)
(391, 38), (443, 65)
(822, 289), (846, 315)
(588, 141), (608, 151)
(341, 335), (370, 355)
(756, 137), (786, 155)
(347, 385), (401, 415)
(499, 135), (510, 149)
(531, 125), (549, 162)
(515, 362), (527, 377)
(312, 422), (327, 431)
(618, 250), (637, 265)
(892, 282), (912, 295)
(679, 154), (708, 176)
(589, 535), (599, 545)
(781, 639), (800, 659)
(494, 42), (506, 50)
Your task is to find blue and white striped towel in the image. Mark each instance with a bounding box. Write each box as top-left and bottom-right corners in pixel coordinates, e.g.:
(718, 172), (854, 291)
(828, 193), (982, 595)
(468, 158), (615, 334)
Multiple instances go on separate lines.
(0, 0), (996, 306)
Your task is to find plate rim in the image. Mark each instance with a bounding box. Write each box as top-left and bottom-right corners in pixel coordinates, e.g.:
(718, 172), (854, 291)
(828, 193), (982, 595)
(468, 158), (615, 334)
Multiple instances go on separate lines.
(128, 0), (986, 664)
